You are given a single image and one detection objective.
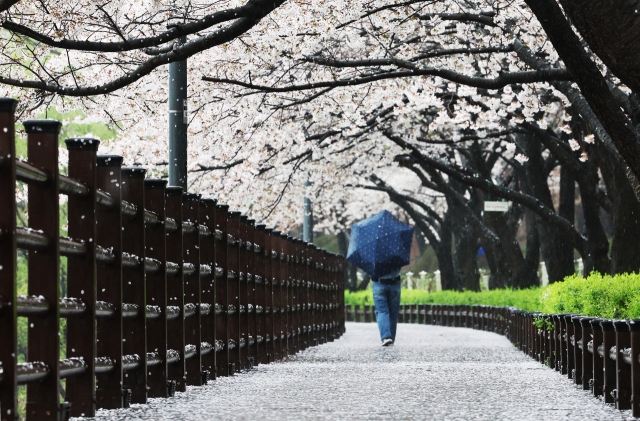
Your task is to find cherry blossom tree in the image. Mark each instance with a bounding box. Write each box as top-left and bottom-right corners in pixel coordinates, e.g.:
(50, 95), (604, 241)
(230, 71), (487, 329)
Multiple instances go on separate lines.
(4, 0), (640, 287)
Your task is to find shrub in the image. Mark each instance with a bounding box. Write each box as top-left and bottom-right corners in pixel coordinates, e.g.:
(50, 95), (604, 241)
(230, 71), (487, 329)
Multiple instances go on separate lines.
(541, 272), (640, 319)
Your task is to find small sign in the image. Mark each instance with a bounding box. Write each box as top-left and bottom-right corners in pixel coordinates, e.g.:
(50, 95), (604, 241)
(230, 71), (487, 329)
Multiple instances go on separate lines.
(183, 99), (188, 124)
(484, 201), (509, 212)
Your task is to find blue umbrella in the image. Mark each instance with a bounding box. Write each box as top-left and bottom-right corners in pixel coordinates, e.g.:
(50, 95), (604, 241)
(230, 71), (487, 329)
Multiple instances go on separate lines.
(346, 210), (414, 279)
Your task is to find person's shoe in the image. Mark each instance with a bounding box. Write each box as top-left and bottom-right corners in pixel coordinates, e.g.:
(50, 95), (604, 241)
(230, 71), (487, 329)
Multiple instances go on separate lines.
(381, 338), (393, 347)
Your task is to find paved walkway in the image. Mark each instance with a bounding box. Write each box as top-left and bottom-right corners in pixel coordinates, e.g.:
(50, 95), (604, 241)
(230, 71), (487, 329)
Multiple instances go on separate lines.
(80, 323), (633, 421)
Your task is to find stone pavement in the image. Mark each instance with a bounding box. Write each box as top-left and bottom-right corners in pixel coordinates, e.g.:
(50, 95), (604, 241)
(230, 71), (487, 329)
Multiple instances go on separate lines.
(79, 322), (634, 421)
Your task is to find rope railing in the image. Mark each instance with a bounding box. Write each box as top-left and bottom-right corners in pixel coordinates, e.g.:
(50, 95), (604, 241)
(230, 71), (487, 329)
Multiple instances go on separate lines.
(0, 97), (346, 421)
(346, 303), (640, 418)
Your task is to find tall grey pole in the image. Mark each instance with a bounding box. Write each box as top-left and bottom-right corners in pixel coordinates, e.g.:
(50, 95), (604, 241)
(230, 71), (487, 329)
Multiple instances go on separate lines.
(303, 178), (313, 243)
(168, 34), (188, 189)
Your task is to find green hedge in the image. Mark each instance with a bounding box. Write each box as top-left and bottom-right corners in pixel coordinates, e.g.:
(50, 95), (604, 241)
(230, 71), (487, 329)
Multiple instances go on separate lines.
(540, 272), (640, 319)
(345, 272), (640, 318)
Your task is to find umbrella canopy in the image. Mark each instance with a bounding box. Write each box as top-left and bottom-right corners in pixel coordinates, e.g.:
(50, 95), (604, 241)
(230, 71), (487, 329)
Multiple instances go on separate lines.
(346, 210), (414, 279)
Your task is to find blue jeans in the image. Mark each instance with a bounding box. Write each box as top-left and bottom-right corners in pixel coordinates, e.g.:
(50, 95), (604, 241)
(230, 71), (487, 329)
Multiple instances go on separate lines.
(372, 281), (401, 342)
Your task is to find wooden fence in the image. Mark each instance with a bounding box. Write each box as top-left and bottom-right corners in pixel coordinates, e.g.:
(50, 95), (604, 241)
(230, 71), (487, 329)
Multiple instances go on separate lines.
(0, 97), (346, 421)
(346, 303), (640, 418)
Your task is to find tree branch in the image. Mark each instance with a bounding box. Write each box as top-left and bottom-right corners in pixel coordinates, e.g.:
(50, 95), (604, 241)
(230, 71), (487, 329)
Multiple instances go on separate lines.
(384, 130), (587, 250)
(523, 0), (640, 181)
(2, 3), (253, 52)
(203, 68), (572, 92)
(0, 0), (286, 96)
(419, 12), (497, 27)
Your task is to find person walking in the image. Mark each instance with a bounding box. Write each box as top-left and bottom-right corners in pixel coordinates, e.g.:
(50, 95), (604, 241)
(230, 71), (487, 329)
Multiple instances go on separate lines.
(346, 210), (413, 347)
(372, 268), (401, 346)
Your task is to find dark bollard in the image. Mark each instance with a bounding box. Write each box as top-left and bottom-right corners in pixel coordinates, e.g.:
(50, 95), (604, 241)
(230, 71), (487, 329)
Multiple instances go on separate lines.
(507, 309), (515, 344)
(447, 305), (455, 327)
(364, 305), (372, 323)
(579, 317), (594, 390)
(469, 305), (475, 329)
(553, 314), (563, 372)
(601, 319), (617, 404)
(355, 305), (362, 323)
(556, 314), (568, 374)
(571, 316), (583, 385)
(521, 312), (529, 355)
(628, 319), (640, 417)
(544, 315), (554, 368)
(563, 314), (576, 380)
(613, 320), (631, 409)
(590, 318), (604, 396)
(418, 304), (426, 324)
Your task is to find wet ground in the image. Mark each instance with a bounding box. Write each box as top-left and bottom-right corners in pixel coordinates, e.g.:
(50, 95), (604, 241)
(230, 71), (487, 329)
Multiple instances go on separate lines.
(78, 322), (634, 420)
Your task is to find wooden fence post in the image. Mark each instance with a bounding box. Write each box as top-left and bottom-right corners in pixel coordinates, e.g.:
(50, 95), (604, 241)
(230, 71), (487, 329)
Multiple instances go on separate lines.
(246, 219), (257, 367)
(95, 155), (124, 410)
(227, 211), (241, 373)
(290, 238), (299, 351)
(65, 138), (99, 417)
(0, 97), (18, 421)
(199, 198), (217, 381)
(165, 187), (186, 391)
(24, 119), (62, 421)
(299, 240), (309, 351)
(143, 179), (169, 398)
(120, 167), (147, 404)
(238, 215), (249, 370)
(281, 234), (291, 357)
(263, 228), (274, 363)
(270, 230), (282, 360)
(182, 192), (203, 386)
(214, 204), (230, 376)
(254, 224), (267, 364)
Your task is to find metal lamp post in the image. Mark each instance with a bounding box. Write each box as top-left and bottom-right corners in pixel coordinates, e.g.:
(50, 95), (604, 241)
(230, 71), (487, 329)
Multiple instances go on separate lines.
(168, 32), (188, 189)
(303, 178), (313, 243)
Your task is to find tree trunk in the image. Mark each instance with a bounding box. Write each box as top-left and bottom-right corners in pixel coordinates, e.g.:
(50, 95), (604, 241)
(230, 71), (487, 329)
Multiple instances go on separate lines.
(594, 143), (640, 274)
(515, 209), (541, 288)
(482, 205), (525, 288)
(449, 201), (480, 292)
(436, 211), (457, 290)
(557, 0), (640, 96)
(556, 166), (578, 275)
(576, 172), (611, 274)
(518, 133), (575, 283)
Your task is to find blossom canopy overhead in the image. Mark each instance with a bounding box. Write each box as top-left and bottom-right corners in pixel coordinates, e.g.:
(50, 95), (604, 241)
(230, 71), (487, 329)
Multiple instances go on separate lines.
(347, 210), (414, 279)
